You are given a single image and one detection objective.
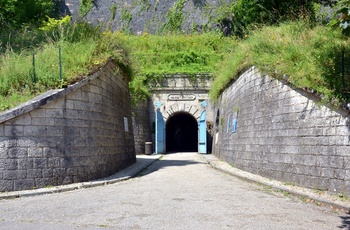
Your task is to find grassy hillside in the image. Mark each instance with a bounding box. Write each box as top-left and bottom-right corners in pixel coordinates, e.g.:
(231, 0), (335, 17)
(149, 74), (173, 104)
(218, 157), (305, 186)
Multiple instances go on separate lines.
(0, 27), (237, 110)
(111, 32), (237, 103)
(0, 22), (130, 111)
(1, 20), (349, 112)
(211, 21), (350, 106)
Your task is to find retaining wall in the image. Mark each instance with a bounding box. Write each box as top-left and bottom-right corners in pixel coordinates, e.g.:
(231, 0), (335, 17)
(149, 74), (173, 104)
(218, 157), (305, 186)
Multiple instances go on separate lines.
(60, 0), (234, 34)
(213, 67), (350, 195)
(132, 100), (152, 154)
(0, 60), (135, 192)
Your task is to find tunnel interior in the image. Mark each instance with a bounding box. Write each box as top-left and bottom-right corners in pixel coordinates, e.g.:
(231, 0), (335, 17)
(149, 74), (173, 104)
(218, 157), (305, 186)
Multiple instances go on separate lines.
(166, 112), (198, 152)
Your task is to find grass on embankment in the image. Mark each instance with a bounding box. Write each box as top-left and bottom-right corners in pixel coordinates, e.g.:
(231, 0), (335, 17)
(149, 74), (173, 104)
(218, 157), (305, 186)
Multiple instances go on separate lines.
(111, 32), (238, 102)
(2, 21), (349, 111)
(0, 30), (237, 110)
(211, 21), (350, 106)
(0, 24), (130, 111)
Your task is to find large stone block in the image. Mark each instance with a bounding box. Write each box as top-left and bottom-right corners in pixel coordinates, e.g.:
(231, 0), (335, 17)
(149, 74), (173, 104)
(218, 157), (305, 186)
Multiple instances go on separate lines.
(5, 116), (31, 126)
(7, 148), (27, 158)
(28, 147), (43, 158)
(14, 179), (35, 190)
(3, 170), (19, 180)
(0, 180), (13, 191)
(35, 178), (55, 188)
(4, 125), (24, 137)
(27, 169), (42, 178)
(24, 126), (47, 136)
(33, 158), (47, 169)
(18, 158), (34, 170)
(0, 148), (8, 159)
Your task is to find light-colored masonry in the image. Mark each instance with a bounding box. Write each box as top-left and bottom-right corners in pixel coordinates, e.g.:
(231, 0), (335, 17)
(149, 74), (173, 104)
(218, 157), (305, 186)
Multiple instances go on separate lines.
(132, 75), (214, 155)
(213, 67), (350, 196)
(0, 61), (135, 192)
(149, 75), (214, 146)
(1, 63), (350, 195)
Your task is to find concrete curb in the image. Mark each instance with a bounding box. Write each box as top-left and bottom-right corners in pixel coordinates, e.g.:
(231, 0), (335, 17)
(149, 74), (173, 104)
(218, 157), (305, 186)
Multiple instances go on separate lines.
(201, 154), (350, 213)
(0, 154), (162, 200)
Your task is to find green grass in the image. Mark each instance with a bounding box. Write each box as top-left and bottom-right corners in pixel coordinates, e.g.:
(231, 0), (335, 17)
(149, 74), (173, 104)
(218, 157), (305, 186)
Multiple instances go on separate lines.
(211, 21), (350, 106)
(0, 23), (131, 111)
(1, 20), (350, 111)
(0, 41), (117, 110)
(111, 31), (238, 103)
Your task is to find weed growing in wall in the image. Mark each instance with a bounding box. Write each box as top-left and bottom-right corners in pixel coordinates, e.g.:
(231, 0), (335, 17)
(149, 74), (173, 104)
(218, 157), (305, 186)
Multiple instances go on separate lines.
(163, 0), (187, 34)
(121, 5), (133, 34)
(79, 0), (95, 18)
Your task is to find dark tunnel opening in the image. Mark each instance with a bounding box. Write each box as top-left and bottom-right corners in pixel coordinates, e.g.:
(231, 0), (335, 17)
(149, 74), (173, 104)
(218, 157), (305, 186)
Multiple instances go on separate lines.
(166, 112), (198, 152)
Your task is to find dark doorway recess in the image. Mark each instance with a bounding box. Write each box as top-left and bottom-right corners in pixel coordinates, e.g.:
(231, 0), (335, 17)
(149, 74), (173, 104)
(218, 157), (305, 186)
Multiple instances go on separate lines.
(166, 112), (198, 152)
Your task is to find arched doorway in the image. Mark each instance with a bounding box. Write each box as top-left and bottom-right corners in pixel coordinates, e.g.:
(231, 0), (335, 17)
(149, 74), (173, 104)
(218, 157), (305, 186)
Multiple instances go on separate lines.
(166, 112), (198, 152)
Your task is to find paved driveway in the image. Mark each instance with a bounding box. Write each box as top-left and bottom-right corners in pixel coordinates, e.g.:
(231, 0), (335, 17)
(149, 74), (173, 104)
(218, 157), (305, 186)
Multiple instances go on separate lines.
(0, 152), (349, 229)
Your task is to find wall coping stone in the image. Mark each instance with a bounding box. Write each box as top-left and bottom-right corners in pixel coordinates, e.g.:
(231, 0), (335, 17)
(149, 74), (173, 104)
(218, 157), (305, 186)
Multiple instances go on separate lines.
(0, 60), (116, 124)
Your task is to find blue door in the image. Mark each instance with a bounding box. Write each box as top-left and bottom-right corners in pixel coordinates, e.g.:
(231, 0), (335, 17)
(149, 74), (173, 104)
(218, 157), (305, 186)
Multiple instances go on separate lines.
(198, 101), (207, 154)
(155, 102), (165, 154)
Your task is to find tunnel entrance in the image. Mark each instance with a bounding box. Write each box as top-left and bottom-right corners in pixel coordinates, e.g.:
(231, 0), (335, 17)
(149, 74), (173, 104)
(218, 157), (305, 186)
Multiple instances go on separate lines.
(166, 112), (198, 152)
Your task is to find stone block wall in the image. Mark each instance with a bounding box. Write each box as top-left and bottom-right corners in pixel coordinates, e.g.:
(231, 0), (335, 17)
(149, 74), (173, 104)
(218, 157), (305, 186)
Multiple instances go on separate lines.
(0, 60), (135, 192)
(132, 100), (152, 154)
(213, 67), (350, 195)
(60, 0), (235, 34)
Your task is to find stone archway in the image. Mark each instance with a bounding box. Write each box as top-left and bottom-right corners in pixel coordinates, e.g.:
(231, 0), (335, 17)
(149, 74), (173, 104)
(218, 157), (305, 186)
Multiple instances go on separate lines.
(166, 112), (198, 152)
(147, 75), (214, 154)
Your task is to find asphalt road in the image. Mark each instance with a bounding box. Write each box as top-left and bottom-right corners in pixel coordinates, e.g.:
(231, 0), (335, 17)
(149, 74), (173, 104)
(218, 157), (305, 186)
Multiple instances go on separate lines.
(0, 152), (348, 230)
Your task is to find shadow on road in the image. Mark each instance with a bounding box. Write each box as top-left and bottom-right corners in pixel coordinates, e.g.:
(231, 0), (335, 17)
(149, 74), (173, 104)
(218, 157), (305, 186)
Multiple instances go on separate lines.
(136, 156), (204, 177)
(339, 211), (350, 229)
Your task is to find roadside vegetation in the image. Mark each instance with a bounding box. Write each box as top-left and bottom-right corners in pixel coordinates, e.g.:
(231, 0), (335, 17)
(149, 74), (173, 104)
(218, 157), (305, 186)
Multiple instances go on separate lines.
(0, 0), (350, 111)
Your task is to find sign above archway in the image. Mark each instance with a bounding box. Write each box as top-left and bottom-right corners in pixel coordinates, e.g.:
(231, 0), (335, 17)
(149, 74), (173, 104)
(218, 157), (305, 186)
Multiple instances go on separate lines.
(149, 75), (214, 154)
(149, 74), (212, 120)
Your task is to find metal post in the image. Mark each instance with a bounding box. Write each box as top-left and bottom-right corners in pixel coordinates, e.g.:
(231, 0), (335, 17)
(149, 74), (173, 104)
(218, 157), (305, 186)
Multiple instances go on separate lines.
(59, 46), (63, 81)
(32, 50), (36, 83)
(342, 48), (345, 90)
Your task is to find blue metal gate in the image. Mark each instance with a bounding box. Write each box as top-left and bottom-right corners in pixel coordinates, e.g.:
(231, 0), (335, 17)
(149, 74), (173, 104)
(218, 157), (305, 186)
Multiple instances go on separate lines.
(155, 102), (165, 154)
(198, 101), (207, 154)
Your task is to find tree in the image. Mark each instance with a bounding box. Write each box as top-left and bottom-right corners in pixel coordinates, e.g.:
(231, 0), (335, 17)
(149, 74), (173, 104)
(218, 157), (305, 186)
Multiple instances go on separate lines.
(0, 0), (55, 28)
(218, 0), (328, 37)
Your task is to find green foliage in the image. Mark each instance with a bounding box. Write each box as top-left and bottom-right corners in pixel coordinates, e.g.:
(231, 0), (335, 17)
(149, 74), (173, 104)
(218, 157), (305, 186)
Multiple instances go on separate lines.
(216, 0), (321, 37)
(79, 0), (95, 18)
(211, 21), (350, 106)
(163, 0), (187, 34)
(0, 0), (54, 28)
(112, 32), (237, 103)
(40, 16), (71, 32)
(0, 23), (131, 111)
(0, 26), (45, 53)
(329, 0), (350, 35)
(121, 5), (133, 33)
(110, 3), (118, 21)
